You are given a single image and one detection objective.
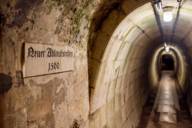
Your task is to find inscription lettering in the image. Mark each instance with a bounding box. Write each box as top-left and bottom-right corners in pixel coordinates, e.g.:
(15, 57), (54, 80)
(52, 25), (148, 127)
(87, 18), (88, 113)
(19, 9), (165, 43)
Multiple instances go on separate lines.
(28, 47), (73, 58)
(47, 48), (73, 57)
(24, 43), (74, 77)
(28, 47), (45, 57)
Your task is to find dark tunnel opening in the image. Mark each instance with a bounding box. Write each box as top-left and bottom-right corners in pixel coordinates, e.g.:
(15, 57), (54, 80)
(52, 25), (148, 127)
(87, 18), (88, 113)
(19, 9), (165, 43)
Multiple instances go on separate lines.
(160, 54), (175, 71)
(138, 41), (192, 128)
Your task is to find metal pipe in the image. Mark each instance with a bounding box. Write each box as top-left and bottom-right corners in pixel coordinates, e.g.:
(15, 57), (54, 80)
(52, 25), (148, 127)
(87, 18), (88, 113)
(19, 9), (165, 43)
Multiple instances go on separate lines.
(151, 1), (164, 42)
(170, 0), (183, 42)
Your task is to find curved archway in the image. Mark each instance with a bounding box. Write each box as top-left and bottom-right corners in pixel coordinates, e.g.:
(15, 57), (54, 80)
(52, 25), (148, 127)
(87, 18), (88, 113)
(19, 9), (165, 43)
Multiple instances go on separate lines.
(88, 1), (192, 127)
(149, 45), (188, 91)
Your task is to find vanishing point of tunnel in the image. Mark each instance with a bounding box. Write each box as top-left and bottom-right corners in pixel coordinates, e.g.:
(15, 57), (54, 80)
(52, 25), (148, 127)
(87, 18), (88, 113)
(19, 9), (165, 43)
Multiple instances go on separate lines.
(1, 0), (192, 128)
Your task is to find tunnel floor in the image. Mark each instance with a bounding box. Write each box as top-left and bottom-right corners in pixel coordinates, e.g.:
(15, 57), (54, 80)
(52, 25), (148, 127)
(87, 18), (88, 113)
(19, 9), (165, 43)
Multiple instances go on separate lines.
(137, 96), (192, 128)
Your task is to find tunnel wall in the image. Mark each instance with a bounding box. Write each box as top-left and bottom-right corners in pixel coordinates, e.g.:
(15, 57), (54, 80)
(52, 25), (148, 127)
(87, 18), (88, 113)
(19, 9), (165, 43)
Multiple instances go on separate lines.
(89, 3), (160, 128)
(89, 36), (151, 128)
(0, 0), (93, 127)
(1, 0), (192, 128)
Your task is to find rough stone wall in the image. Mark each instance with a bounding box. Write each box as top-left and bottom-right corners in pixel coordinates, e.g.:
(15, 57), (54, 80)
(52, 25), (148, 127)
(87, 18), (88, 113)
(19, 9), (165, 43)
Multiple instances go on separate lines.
(0, 0), (92, 127)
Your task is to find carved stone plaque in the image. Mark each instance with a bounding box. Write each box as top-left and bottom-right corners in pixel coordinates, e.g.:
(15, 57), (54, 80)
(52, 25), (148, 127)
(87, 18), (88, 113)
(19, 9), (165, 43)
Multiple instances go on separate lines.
(23, 43), (74, 77)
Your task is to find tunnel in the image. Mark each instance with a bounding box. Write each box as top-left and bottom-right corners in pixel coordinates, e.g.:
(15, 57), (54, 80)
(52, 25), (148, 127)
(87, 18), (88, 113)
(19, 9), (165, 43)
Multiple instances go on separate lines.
(160, 54), (175, 71)
(1, 0), (192, 128)
(89, 0), (192, 128)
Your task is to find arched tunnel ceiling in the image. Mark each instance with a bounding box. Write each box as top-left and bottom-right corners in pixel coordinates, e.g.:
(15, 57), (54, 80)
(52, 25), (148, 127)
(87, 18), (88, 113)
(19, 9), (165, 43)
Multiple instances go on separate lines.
(89, 0), (192, 114)
(119, 1), (192, 43)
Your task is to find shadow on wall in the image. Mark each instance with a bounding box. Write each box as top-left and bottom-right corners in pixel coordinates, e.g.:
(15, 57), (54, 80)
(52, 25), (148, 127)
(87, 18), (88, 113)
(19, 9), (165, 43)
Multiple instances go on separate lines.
(0, 73), (12, 127)
(0, 73), (12, 94)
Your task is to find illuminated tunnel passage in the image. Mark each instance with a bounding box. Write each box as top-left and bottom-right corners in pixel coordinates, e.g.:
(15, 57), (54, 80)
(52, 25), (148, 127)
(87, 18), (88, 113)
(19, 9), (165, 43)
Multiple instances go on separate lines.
(89, 1), (192, 128)
(137, 44), (192, 128)
(2, 0), (192, 128)
(155, 52), (179, 124)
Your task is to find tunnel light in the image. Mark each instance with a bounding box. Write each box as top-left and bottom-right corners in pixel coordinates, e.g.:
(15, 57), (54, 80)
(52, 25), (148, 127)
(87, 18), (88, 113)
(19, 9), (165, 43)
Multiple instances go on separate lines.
(164, 43), (170, 52)
(163, 11), (173, 22)
(165, 46), (170, 52)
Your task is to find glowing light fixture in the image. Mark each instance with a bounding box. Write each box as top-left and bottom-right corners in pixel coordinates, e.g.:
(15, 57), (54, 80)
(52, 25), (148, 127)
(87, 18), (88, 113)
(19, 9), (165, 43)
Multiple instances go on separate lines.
(165, 46), (170, 52)
(163, 11), (173, 22)
(164, 43), (170, 52)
